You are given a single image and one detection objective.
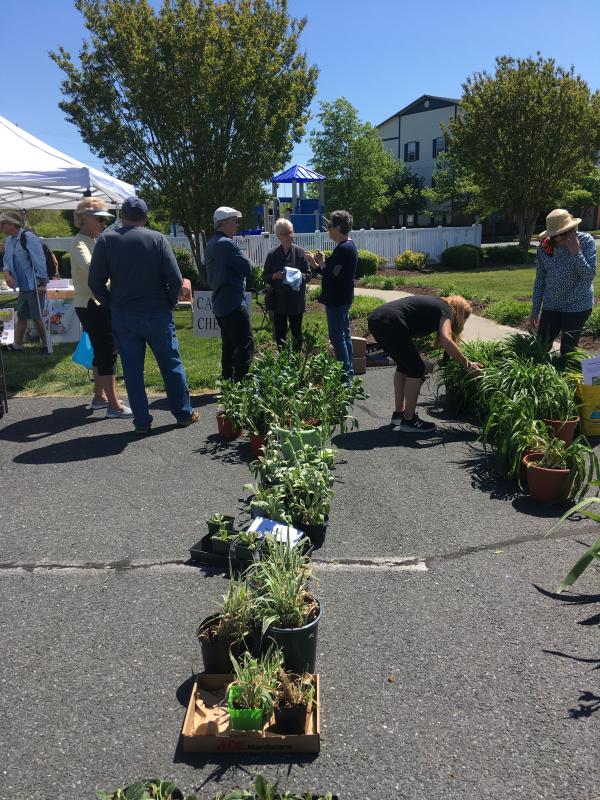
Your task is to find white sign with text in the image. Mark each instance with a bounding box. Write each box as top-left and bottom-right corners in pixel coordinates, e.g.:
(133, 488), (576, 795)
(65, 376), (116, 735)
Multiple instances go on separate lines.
(192, 291), (252, 338)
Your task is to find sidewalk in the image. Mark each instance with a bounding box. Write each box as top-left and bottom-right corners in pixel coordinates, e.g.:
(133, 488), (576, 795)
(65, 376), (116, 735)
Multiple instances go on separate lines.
(354, 286), (522, 342)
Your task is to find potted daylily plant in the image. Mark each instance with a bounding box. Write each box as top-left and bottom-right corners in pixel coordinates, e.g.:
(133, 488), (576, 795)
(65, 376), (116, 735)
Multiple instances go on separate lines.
(227, 649), (280, 732)
(196, 576), (254, 673)
(273, 669), (315, 735)
(216, 378), (244, 440)
(523, 434), (599, 503)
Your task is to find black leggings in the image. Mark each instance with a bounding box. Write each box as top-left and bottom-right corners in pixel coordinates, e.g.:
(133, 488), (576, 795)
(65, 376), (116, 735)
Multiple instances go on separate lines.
(75, 301), (117, 376)
(273, 313), (303, 350)
(537, 308), (592, 356)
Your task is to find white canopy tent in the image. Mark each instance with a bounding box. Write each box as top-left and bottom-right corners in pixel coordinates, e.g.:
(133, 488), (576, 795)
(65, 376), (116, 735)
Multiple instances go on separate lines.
(0, 115), (135, 210)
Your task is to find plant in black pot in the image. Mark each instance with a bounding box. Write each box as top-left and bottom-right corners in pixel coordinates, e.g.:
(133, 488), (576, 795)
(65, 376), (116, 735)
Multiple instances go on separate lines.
(248, 539), (320, 674)
(196, 577), (254, 673)
(234, 529), (264, 563)
(211, 523), (237, 556)
(207, 513), (236, 536)
(273, 669), (316, 735)
(245, 483), (292, 524)
(279, 462), (333, 546)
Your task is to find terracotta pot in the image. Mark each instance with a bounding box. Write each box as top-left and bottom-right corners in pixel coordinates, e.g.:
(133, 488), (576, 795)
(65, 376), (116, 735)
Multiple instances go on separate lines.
(519, 449), (544, 488)
(216, 412), (242, 440)
(544, 417), (580, 445)
(249, 433), (268, 458)
(522, 452), (574, 503)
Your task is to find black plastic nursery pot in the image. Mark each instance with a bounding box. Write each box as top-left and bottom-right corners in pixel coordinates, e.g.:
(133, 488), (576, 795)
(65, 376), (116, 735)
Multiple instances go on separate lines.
(273, 703), (309, 735)
(234, 543), (261, 563)
(196, 613), (253, 673)
(210, 535), (236, 556)
(206, 515), (236, 536)
(259, 600), (322, 674)
(293, 519), (329, 549)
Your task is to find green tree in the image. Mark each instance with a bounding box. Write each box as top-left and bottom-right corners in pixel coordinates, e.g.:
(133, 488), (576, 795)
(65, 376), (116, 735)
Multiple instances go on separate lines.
(447, 54), (600, 249)
(384, 161), (428, 225)
(425, 152), (484, 218)
(50, 0), (317, 283)
(558, 167), (600, 219)
(309, 98), (391, 226)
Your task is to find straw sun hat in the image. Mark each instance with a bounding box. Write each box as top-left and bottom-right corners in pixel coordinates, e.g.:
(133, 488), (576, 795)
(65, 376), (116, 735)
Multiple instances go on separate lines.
(539, 209), (581, 239)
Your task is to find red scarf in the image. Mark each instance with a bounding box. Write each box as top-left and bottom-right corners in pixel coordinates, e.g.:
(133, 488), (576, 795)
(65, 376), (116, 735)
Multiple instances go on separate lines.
(540, 237), (553, 256)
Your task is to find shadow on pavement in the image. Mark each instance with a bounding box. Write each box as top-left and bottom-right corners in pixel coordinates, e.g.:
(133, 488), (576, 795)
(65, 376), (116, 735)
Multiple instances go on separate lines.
(0, 403), (96, 443)
(12, 425), (176, 464)
(194, 433), (253, 465)
(333, 424), (478, 451)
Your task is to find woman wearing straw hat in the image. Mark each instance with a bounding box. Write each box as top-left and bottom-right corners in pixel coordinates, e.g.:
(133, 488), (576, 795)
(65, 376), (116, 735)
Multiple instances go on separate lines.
(529, 209), (596, 355)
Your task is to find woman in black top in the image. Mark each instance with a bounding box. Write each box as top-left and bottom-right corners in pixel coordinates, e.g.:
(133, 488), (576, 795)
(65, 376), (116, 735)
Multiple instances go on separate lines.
(368, 294), (481, 433)
(305, 210), (358, 378)
(263, 218), (311, 350)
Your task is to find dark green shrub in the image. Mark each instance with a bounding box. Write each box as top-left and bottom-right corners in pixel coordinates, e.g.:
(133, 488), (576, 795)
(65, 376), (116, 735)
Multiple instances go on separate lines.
(355, 249), (379, 278)
(483, 300), (531, 326)
(172, 246), (199, 282)
(440, 245), (480, 270)
(394, 249), (428, 270)
(483, 245), (531, 265)
(57, 252), (71, 279)
(461, 244), (484, 263)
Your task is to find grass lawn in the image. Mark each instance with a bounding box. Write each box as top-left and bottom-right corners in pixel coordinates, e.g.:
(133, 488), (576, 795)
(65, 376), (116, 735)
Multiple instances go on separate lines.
(0, 296), (382, 396)
(402, 260), (600, 302)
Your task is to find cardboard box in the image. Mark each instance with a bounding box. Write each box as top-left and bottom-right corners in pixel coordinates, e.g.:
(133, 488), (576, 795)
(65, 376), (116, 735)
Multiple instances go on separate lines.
(351, 336), (367, 358)
(181, 674), (321, 753)
(352, 356), (366, 375)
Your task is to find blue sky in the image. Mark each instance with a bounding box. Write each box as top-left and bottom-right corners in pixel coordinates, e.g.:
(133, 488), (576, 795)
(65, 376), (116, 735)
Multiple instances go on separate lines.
(4, 0), (600, 173)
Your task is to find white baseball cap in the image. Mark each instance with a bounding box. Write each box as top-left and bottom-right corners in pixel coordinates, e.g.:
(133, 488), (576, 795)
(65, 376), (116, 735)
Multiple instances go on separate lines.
(213, 206), (242, 223)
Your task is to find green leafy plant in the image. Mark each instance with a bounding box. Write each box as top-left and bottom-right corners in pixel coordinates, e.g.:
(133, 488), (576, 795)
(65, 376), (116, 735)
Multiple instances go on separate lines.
(483, 299), (531, 326)
(483, 245), (533, 265)
(213, 774), (334, 800)
(361, 273), (405, 289)
(198, 576), (254, 646)
(529, 436), (599, 501)
(172, 247), (199, 283)
(235, 529), (264, 549)
(217, 379), (246, 430)
(394, 249), (428, 270)
(212, 524), (235, 542)
(550, 492), (600, 592)
(228, 649), (281, 715)
(98, 779), (195, 800)
(245, 483), (292, 524)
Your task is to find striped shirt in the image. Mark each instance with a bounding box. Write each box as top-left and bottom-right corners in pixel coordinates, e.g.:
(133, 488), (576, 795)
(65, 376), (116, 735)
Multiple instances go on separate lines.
(532, 232), (596, 316)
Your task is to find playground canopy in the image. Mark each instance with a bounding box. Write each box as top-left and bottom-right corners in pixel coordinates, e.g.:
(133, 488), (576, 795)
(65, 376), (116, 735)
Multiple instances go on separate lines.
(271, 164), (325, 183)
(0, 115), (134, 210)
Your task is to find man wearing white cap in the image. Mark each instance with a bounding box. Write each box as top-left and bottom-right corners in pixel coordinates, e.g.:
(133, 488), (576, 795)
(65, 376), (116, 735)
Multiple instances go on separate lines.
(0, 210), (49, 353)
(205, 206), (254, 381)
(530, 208), (597, 355)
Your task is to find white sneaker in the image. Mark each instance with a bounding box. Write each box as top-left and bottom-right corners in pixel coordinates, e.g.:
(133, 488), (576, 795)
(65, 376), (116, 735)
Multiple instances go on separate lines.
(89, 398), (109, 410)
(106, 405), (133, 419)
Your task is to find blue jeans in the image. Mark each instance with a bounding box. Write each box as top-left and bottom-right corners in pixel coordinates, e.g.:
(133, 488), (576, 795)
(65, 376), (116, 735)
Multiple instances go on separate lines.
(111, 309), (193, 428)
(325, 304), (353, 378)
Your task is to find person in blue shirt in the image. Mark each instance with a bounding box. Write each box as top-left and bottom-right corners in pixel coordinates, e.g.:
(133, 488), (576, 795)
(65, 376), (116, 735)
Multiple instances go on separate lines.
(529, 209), (596, 355)
(306, 210), (357, 379)
(89, 196), (198, 435)
(0, 210), (49, 353)
(205, 206), (254, 381)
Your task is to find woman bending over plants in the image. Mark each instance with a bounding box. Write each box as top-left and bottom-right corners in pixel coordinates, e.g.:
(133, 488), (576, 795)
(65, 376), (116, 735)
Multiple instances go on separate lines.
(367, 294), (481, 434)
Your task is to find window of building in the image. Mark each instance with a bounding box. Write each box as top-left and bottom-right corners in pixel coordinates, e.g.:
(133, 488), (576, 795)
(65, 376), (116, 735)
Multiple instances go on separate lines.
(432, 136), (446, 158)
(404, 141), (419, 162)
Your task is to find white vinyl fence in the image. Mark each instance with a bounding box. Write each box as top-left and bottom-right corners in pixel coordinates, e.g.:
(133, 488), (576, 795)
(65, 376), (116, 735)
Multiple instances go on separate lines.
(44, 224), (481, 268)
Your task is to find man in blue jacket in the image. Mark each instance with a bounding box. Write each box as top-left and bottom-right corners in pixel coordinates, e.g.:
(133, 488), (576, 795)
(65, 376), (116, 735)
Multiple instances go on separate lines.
(205, 206), (254, 381)
(89, 196), (198, 434)
(0, 210), (49, 353)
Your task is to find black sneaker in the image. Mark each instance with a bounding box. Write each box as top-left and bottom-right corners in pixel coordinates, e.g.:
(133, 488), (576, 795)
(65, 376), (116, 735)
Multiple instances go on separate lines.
(399, 413), (435, 433)
(391, 411), (404, 427)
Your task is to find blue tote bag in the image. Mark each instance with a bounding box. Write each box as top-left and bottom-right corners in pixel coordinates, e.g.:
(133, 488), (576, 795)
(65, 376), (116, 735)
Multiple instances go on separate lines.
(72, 331), (94, 370)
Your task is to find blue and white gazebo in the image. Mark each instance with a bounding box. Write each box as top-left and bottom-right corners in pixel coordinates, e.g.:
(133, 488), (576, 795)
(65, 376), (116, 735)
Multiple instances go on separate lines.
(269, 164), (326, 232)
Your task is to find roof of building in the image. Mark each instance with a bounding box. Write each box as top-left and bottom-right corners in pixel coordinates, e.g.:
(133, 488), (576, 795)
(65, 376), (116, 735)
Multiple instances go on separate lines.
(376, 94), (461, 128)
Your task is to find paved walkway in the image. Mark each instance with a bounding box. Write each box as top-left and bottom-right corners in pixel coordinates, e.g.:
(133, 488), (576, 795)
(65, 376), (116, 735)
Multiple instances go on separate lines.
(354, 287), (521, 342)
(2, 370), (599, 799)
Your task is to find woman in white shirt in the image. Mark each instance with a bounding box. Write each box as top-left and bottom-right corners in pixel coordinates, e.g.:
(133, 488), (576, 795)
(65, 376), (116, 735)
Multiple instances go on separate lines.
(70, 198), (131, 417)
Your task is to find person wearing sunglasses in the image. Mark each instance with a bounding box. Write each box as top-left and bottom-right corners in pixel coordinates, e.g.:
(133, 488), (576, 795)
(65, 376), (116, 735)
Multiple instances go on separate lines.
(305, 210), (357, 380)
(529, 209), (596, 355)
